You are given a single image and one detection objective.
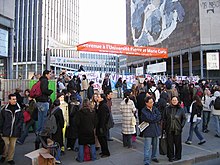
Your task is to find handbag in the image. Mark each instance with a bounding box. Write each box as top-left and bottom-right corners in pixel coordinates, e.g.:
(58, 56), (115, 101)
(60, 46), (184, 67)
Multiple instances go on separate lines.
(131, 116), (136, 126)
(23, 110), (31, 123)
(159, 131), (167, 155)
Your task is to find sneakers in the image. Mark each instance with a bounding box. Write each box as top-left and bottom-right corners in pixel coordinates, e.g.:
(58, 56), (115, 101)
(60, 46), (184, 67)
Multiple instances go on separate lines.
(185, 141), (192, 145)
(16, 140), (23, 145)
(55, 160), (61, 164)
(198, 140), (206, 145)
(8, 160), (15, 165)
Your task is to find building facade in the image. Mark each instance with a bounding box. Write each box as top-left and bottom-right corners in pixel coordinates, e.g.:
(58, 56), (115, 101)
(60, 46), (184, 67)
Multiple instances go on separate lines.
(126, 0), (220, 80)
(14, 0), (79, 79)
(0, 0), (15, 79)
(79, 52), (119, 73)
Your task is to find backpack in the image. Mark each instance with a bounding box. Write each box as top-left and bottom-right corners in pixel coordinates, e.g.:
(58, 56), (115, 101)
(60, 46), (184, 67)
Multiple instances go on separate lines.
(195, 87), (203, 98)
(29, 81), (42, 98)
(40, 107), (59, 136)
(214, 96), (220, 110)
(149, 88), (157, 101)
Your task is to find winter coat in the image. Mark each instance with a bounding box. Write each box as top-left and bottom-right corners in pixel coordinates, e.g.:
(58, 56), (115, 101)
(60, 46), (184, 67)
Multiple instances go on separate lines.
(181, 85), (191, 107)
(136, 92), (146, 115)
(96, 100), (109, 136)
(87, 86), (94, 100)
(60, 101), (69, 126)
(163, 105), (186, 135)
(52, 107), (64, 147)
(202, 95), (212, 112)
(141, 106), (161, 137)
(76, 107), (97, 145)
(210, 91), (220, 116)
(120, 99), (136, 135)
(65, 101), (80, 139)
(0, 103), (23, 137)
(36, 76), (53, 102)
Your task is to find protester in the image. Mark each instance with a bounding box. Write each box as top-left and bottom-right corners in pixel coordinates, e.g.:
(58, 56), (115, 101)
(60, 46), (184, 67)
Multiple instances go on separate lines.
(96, 94), (110, 158)
(57, 93), (69, 154)
(75, 99), (97, 162)
(115, 77), (123, 98)
(87, 81), (95, 100)
(0, 94), (23, 165)
(185, 96), (206, 145)
(163, 96), (186, 162)
(202, 88), (212, 133)
(106, 90), (114, 141)
(35, 70), (53, 133)
(120, 91), (136, 148)
(81, 74), (89, 100)
(141, 96), (161, 165)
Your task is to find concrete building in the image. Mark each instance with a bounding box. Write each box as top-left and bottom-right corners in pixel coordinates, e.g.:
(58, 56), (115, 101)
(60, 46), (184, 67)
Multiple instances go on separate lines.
(14, 0), (79, 79)
(126, 0), (220, 80)
(0, 0), (15, 79)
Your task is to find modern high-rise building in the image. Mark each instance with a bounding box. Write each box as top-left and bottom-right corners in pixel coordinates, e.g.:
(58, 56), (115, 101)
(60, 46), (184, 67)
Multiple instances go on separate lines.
(14, 0), (79, 79)
(0, 0), (15, 79)
(126, 0), (220, 80)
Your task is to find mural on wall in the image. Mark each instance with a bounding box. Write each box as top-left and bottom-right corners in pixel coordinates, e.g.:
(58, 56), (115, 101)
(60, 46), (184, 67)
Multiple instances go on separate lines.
(131, 0), (185, 46)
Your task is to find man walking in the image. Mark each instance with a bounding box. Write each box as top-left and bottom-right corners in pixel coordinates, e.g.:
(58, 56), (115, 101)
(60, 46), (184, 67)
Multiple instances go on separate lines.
(0, 94), (23, 165)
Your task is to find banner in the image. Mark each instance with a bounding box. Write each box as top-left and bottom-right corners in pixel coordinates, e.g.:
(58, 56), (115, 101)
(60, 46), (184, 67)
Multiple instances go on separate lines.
(206, 52), (219, 70)
(77, 41), (168, 58)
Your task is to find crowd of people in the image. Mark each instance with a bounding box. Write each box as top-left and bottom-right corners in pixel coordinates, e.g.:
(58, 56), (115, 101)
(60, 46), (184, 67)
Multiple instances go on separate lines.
(0, 70), (220, 165)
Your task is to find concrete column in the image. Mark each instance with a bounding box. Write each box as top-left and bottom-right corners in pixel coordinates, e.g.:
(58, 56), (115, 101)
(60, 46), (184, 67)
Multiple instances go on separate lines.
(188, 50), (193, 76)
(46, 48), (51, 71)
(171, 56), (174, 78)
(7, 27), (14, 79)
(200, 49), (204, 79)
(180, 53), (183, 76)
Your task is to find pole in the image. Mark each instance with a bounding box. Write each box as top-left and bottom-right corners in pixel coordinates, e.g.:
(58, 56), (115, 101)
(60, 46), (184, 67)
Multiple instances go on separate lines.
(46, 48), (51, 71)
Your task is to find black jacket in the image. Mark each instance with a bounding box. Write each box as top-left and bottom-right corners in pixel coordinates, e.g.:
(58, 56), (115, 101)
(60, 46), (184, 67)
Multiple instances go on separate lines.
(136, 92), (146, 116)
(87, 86), (94, 100)
(0, 103), (23, 137)
(76, 107), (97, 145)
(35, 76), (53, 102)
(96, 100), (109, 136)
(163, 105), (186, 135)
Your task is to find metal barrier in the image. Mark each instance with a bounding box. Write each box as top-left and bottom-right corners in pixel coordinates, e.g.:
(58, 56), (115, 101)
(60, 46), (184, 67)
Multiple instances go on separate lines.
(0, 79), (56, 105)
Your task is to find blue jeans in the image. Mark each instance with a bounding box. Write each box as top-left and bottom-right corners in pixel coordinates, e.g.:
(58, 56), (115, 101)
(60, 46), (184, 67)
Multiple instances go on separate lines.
(144, 137), (158, 165)
(187, 119), (204, 142)
(213, 115), (220, 136)
(17, 119), (36, 144)
(77, 144), (96, 162)
(36, 102), (49, 132)
(117, 87), (122, 98)
(202, 111), (211, 131)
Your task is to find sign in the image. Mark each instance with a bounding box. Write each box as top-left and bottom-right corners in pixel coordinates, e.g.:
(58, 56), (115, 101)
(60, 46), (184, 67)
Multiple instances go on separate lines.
(77, 41), (168, 58)
(147, 62), (166, 73)
(206, 52), (219, 70)
(0, 28), (8, 57)
(136, 67), (143, 76)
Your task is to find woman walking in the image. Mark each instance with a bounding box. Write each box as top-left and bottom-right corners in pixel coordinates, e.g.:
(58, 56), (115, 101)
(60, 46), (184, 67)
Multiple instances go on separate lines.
(185, 95), (206, 145)
(163, 96), (186, 162)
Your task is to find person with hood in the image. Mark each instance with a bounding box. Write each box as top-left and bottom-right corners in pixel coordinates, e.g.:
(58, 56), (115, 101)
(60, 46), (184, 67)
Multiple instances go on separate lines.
(0, 94), (23, 165)
(210, 90), (220, 137)
(75, 99), (97, 162)
(35, 70), (53, 133)
(163, 96), (186, 162)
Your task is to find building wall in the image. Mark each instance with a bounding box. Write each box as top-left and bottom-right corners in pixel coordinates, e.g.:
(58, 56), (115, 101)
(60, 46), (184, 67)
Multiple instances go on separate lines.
(14, 0), (79, 79)
(0, 0), (15, 19)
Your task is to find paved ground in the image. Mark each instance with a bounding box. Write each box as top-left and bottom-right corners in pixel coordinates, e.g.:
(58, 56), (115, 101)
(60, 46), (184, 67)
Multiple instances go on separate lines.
(1, 98), (220, 165)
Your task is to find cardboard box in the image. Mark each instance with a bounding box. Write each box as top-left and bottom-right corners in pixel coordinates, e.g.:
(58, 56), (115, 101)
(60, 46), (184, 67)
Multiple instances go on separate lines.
(25, 148), (55, 165)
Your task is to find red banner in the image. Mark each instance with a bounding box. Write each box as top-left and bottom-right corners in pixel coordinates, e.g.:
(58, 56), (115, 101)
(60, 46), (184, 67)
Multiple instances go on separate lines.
(77, 41), (168, 58)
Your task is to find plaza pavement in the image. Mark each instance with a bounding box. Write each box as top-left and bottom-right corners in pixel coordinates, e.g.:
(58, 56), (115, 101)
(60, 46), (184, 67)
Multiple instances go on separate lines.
(7, 98), (220, 165)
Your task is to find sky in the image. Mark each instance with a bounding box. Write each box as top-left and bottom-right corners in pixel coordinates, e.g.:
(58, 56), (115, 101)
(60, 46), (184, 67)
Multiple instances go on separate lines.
(79, 0), (126, 45)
